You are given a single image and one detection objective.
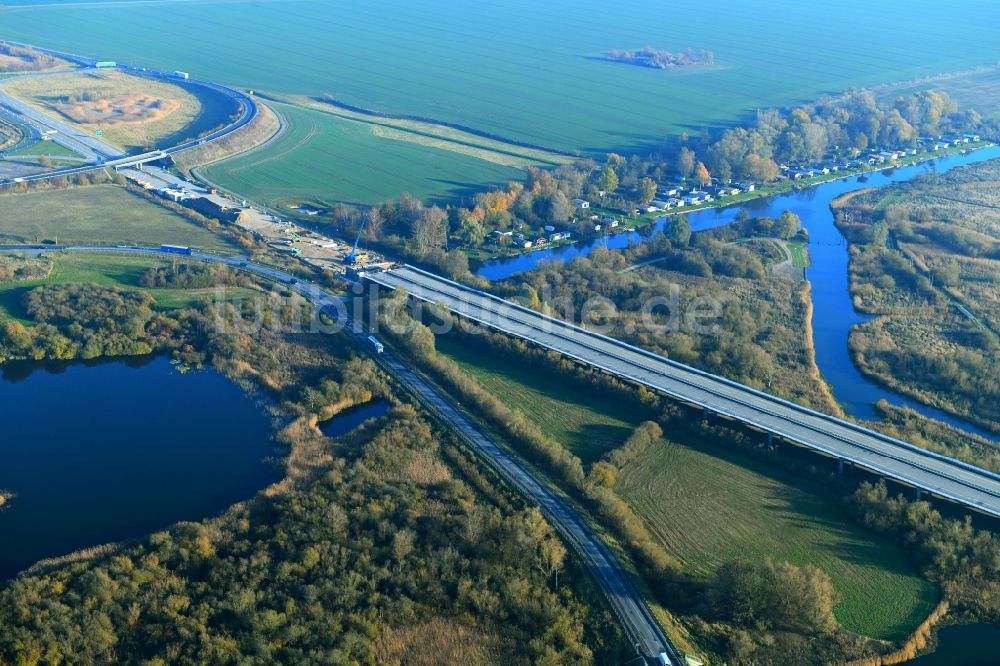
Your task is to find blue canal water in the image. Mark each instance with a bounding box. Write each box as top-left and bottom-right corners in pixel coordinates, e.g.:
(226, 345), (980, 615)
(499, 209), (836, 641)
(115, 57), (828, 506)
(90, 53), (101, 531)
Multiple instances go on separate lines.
(477, 147), (1000, 439)
(0, 354), (278, 580)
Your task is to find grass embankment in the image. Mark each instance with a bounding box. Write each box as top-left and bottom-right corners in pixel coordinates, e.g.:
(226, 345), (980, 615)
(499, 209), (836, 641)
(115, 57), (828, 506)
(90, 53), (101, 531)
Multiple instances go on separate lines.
(435, 334), (939, 642)
(1, 70), (237, 152)
(787, 239), (810, 267)
(8, 140), (85, 161)
(175, 99), (281, 173)
(0, 254), (257, 323)
(201, 102), (525, 208)
(0, 185), (237, 251)
(435, 336), (632, 465)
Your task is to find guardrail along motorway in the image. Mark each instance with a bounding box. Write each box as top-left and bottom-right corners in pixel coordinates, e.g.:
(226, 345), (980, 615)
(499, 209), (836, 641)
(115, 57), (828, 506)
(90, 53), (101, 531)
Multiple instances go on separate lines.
(0, 245), (681, 662)
(366, 264), (1000, 518)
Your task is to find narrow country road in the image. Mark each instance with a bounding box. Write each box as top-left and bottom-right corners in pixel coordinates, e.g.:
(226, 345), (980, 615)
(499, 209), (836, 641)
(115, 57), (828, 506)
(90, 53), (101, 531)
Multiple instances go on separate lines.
(0, 244), (681, 664)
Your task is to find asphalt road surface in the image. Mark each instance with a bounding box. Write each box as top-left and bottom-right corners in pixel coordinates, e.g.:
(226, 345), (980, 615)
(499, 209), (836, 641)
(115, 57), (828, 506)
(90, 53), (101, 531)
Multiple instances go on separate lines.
(0, 43), (257, 184)
(0, 245), (681, 663)
(0, 81), (123, 162)
(367, 264), (1000, 519)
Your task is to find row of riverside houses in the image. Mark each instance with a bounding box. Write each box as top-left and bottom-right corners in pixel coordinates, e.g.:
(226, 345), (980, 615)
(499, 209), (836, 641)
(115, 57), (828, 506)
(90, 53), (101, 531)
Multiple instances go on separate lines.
(787, 134), (982, 180)
(487, 228), (574, 249)
(643, 180), (756, 214)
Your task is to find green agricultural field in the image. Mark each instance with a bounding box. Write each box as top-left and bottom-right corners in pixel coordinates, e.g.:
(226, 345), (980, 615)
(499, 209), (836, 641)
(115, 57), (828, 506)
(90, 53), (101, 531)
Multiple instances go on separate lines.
(436, 335), (633, 464)
(615, 440), (938, 641)
(0, 186), (237, 251)
(0, 253), (258, 323)
(3, 0), (1000, 197)
(878, 65), (1000, 119)
(201, 104), (524, 207)
(437, 333), (938, 641)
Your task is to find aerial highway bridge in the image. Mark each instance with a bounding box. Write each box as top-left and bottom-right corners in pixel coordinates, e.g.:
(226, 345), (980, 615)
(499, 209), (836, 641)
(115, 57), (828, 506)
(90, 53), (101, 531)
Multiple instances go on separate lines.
(365, 264), (1000, 519)
(0, 244), (683, 663)
(0, 41), (258, 184)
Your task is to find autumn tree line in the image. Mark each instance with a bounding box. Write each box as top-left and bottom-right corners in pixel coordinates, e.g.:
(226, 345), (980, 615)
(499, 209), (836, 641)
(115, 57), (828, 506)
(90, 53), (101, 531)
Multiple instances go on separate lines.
(322, 88), (989, 282)
(379, 294), (1000, 664)
(0, 282), (627, 664)
(0, 43), (62, 73)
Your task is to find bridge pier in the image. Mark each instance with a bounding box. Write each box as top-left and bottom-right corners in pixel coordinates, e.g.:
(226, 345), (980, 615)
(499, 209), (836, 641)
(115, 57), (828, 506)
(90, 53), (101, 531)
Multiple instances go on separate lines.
(837, 458), (844, 475)
(767, 432), (773, 446)
(915, 488), (923, 501)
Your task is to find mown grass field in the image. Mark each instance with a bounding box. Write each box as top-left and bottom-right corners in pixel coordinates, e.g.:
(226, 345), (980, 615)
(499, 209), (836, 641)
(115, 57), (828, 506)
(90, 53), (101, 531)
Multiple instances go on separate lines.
(437, 333), (939, 641)
(615, 439), (938, 641)
(436, 335), (633, 464)
(0, 186), (237, 251)
(3, 0), (1000, 202)
(0, 253), (258, 323)
(202, 104), (524, 207)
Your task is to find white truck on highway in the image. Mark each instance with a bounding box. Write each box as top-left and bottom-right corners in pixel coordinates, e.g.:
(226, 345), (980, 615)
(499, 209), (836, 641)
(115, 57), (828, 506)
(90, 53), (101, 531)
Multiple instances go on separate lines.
(367, 335), (384, 354)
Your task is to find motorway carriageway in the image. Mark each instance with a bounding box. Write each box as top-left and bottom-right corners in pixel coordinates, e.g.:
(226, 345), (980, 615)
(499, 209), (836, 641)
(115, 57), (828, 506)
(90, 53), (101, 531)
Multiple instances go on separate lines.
(0, 245), (682, 663)
(366, 264), (1000, 519)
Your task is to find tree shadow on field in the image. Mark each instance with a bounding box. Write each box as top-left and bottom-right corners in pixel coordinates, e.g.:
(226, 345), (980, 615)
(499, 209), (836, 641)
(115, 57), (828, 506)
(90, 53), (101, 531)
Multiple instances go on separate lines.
(428, 178), (503, 206)
(570, 422), (633, 465)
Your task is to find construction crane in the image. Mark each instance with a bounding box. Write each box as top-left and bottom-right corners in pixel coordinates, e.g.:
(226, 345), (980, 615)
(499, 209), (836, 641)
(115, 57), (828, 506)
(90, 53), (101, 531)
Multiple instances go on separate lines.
(343, 219), (366, 264)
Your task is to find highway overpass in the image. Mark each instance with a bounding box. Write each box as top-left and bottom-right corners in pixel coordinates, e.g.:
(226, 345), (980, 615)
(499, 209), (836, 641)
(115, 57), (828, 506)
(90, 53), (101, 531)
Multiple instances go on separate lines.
(0, 43), (258, 184)
(366, 264), (1000, 518)
(0, 244), (681, 662)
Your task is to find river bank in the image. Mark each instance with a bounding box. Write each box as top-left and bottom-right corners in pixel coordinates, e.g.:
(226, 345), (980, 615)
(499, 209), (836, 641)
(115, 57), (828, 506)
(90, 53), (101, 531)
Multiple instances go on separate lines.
(829, 169), (1000, 438)
(477, 144), (1000, 441)
(470, 142), (993, 269)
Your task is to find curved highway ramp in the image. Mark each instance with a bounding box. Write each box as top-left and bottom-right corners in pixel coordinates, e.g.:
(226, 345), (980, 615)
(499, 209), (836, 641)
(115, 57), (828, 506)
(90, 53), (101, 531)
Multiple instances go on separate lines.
(365, 264), (1000, 519)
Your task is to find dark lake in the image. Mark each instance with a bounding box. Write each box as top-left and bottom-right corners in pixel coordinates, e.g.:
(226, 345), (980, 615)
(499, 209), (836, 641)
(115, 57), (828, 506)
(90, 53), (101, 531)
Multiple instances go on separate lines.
(0, 354), (278, 580)
(906, 623), (1000, 665)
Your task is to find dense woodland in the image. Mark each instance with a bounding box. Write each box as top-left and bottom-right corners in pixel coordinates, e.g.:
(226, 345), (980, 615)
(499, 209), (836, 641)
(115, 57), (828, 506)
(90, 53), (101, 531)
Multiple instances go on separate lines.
(0, 279), (625, 664)
(379, 299), (988, 665)
(0, 284), (187, 362)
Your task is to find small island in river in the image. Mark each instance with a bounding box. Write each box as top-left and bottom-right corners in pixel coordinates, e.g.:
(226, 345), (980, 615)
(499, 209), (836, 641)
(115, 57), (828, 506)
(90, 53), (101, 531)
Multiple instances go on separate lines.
(604, 46), (714, 69)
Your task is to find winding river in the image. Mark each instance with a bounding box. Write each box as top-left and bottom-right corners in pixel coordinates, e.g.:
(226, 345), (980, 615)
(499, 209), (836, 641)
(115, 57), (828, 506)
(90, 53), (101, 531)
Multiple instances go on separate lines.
(477, 147), (1000, 440)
